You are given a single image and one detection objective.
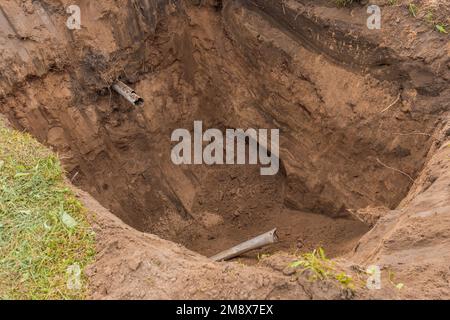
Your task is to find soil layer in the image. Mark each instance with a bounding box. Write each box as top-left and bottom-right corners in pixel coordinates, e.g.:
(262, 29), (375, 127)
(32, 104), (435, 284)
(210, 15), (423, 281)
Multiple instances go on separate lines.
(0, 0), (449, 299)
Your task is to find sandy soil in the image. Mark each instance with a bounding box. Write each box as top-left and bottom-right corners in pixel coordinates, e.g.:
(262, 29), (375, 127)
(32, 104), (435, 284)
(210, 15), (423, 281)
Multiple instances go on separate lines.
(0, 0), (449, 299)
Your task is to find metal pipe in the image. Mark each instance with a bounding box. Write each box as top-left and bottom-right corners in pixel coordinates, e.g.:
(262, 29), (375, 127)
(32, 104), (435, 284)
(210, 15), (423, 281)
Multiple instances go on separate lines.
(112, 80), (144, 106)
(210, 228), (278, 262)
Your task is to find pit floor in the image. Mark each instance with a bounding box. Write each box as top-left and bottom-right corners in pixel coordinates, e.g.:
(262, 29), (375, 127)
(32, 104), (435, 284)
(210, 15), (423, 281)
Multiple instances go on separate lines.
(183, 208), (369, 263)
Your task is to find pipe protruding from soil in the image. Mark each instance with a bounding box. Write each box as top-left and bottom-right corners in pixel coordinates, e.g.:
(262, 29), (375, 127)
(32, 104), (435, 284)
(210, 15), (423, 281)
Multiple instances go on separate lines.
(210, 228), (279, 261)
(112, 81), (144, 106)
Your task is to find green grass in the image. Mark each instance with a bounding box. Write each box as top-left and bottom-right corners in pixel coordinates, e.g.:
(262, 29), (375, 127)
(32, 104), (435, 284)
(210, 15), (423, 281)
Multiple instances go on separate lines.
(0, 124), (95, 299)
(289, 248), (354, 289)
(408, 3), (418, 17)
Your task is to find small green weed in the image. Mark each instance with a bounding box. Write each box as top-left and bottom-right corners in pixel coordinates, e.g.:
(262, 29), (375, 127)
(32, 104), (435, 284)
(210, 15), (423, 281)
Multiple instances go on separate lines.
(409, 3), (418, 17)
(289, 248), (354, 289)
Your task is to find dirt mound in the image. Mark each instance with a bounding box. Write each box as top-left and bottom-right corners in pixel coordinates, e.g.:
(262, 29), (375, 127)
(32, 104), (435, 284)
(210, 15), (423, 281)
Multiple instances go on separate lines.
(0, 0), (449, 299)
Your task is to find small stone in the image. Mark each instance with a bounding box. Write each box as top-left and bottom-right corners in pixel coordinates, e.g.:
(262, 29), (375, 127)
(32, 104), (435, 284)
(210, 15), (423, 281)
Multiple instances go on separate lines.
(128, 259), (142, 271)
(282, 266), (296, 276)
(401, 102), (412, 113)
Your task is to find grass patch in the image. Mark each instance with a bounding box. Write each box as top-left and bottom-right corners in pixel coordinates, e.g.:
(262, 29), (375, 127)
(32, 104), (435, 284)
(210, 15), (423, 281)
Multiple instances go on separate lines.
(408, 3), (418, 17)
(0, 124), (95, 299)
(289, 248), (354, 289)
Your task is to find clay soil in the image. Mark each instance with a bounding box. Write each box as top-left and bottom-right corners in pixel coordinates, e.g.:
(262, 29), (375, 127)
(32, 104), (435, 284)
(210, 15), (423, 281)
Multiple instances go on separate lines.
(0, 0), (449, 299)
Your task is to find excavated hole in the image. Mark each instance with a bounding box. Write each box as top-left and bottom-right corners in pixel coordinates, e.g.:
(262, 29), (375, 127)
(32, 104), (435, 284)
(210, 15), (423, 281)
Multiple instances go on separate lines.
(1, 4), (436, 263)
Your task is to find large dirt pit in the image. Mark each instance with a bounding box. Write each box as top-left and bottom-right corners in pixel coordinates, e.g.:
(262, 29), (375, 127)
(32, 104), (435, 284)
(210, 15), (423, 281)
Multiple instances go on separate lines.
(0, 0), (438, 257)
(1, 0), (449, 299)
